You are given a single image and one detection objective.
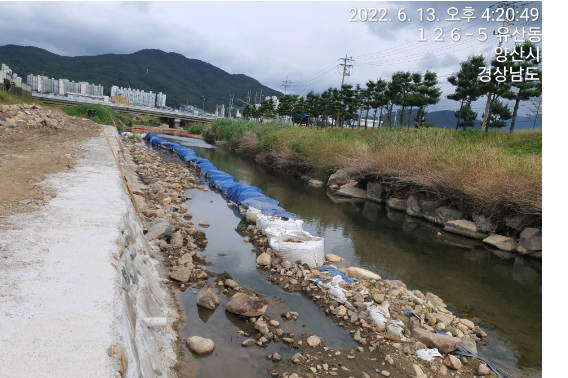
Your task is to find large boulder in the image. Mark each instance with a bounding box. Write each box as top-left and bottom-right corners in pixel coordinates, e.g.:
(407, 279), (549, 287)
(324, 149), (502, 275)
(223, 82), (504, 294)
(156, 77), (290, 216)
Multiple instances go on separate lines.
(326, 254), (345, 263)
(148, 220), (173, 240)
(406, 196), (422, 217)
(425, 312), (453, 326)
(435, 207), (464, 225)
(187, 336), (215, 355)
(504, 214), (530, 231)
(472, 213), (496, 232)
(336, 187), (368, 199)
(444, 220), (487, 239)
(366, 182), (384, 203)
(340, 267), (381, 281)
(327, 169), (354, 187)
(411, 328), (462, 354)
(421, 201), (441, 223)
(169, 265), (193, 282)
(518, 228), (542, 255)
(226, 293), (268, 317)
(197, 288), (219, 310)
(386, 197), (407, 211)
(483, 234), (517, 252)
(256, 252), (272, 266)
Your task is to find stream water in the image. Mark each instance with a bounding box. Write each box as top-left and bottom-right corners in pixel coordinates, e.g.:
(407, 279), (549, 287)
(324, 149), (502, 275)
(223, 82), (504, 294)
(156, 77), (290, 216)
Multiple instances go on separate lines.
(155, 136), (542, 378)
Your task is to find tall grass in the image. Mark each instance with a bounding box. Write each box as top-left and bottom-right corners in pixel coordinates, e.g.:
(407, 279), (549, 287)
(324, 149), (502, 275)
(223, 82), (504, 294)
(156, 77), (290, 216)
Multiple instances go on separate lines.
(204, 119), (542, 216)
(61, 104), (130, 126)
(0, 91), (50, 106)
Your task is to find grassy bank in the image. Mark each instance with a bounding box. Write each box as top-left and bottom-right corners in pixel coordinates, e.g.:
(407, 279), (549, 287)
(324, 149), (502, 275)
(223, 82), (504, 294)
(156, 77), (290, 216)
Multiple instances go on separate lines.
(204, 119), (542, 217)
(0, 91), (49, 106)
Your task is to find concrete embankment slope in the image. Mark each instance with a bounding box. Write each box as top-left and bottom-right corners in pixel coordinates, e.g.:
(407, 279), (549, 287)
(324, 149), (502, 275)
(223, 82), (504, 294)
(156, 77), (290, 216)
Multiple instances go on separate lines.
(0, 126), (177, 377)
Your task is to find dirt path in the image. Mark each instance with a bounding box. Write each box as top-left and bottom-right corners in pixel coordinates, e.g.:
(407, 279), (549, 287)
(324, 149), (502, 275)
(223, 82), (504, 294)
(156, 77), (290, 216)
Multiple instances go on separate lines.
(0, 104), (99, 226)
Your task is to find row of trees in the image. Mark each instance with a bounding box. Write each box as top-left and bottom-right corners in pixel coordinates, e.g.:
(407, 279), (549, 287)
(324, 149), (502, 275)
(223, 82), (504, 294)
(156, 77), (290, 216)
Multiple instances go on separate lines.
(243, 41), (541, 132)
(448, 41), (542, 132)
(243, 70), (441, 129)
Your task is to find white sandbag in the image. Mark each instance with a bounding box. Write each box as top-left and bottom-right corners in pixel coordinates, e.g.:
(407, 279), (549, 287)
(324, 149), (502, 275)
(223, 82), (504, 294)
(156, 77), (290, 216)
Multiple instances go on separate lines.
(238, 205), (248, 216)
(245, 207), (263, 224)
(269, 230), (324, 267)
(256, 214), (304, 235)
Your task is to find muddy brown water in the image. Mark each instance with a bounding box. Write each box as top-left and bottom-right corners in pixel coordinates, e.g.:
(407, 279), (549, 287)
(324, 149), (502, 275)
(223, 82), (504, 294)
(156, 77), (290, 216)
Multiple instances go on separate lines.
(153, 136), (542, 378)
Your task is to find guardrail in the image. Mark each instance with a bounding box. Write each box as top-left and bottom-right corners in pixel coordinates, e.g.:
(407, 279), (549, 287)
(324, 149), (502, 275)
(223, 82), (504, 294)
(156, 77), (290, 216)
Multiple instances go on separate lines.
(131, 127), (199, 138)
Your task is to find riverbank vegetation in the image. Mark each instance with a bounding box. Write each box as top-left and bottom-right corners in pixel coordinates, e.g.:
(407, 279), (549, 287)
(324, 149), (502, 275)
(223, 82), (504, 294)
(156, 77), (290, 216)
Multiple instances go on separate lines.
(204, 119), (541, 217)
(0, 91), (48, 106)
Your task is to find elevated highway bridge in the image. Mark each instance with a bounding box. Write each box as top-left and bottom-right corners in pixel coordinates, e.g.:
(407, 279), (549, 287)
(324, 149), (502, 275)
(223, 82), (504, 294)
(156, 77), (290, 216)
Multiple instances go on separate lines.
(32, 94), (214, 128)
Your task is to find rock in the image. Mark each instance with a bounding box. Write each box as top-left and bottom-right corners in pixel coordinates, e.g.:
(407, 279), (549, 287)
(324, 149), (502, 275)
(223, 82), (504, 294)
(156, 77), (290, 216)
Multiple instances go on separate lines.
(197, 288), (219, 310)
(461, 336), (478, 354)
(198, 220), (210, 227)
(412, 328), (462, 354)
(226, 293), (267, 316)
(381, 371), (390, 377)
(435, 207), (464, 225)
(257, 252), (272, 266)
(403, 342), (416, 355)
(444, 220), (487, 239)
(283, 337), (294, 343)
(289, 374), (299, 378)
(291, 352), (305, 364)
(243, 236), (250, 243)
(406, 196), (422, 217)
(383, 279), (406, 290)
(483, 234), (517, 252)
(412, 364), (428, 378)
(170, 232), (183, 247)
(353, 330), (361, 342)
(459, 318), (475, 329)
(0, 118), (17, 128)
(180, 204), (188, 212)
(426, 313), (453, 326)
(373, 293), (385, 303)
(353, 293), (364, 303)
(444, 355), (462, 370)
(241, 338), (256, 347)
(340, 267), (381, 281)
(307, 335), (321, 347)
(366, 182), (384, 203)
(326, 254), (345, 263)
(425, 292), (444, 306)
(183, 212), (193, 219)
(478, 363), (491, 375)
(518, 228), (542, 254)
(472, 213), (496, 232)
(169, 265), (193, 282)
(178, 253), (193, 266)
(16, 119), (28, 129)
(420, 201), (440, 222)
(327, 169), (354, 187)
(504, 214), (529, 231)
(336, 187), (368, 199)
(416, 341), (427, 350)
(473, 326), (487, 338)
(308, 179), (324, 187)
(187, 336), (215, 355)
(269, 320), (279, 327)
(386, 197), (407, 211)
(272, 352), (282, 361)
(440, 366), (448, 376)
(225, 279), (239, 288)
(385, 355), (394, 365)
(148, 220), (173, 240)
(337, 307), (347, 317)
(362, 373), (371, 378)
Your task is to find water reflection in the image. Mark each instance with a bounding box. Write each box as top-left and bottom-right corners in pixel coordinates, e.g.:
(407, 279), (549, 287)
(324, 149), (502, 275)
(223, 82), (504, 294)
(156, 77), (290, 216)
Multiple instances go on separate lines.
(160, 136), (542, 378)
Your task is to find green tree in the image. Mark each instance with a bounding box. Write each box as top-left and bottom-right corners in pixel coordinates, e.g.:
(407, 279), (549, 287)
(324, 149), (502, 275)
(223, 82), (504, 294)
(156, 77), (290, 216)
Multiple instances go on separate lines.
(453, 103), (478, 129)
(482, 99), (512, 129)
(447, 55), (486, 131)
(258, 99), (275, 121)
(369, 79), (388, 128)
(3, 78), (11, 92)
(276, 94), (299, 123)
(481, 51), (516, 133)
(413, 71), (441, 128)
(506, 41), (542, 132)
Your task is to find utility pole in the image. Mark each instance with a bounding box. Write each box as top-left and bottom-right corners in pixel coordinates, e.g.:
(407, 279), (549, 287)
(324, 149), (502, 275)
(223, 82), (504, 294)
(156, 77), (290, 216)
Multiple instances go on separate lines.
(246, 90), (251, 104)
(282, 76), (292, 94)
(259, 88), (263, 103)
(336, 52), (354, 128)
(228, 94), (234, 119)
(482, 1), (519, 131)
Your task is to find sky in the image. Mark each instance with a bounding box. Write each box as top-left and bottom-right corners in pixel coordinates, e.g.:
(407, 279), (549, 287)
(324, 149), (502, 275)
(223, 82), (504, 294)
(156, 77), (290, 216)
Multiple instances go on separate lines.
(0, 1), (543, 118)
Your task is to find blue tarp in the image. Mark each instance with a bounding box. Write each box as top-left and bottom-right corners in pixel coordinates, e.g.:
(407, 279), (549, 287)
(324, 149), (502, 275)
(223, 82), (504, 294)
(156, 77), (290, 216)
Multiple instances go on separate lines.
(143, 133), (298, 220)
(318, 266), (354, 283)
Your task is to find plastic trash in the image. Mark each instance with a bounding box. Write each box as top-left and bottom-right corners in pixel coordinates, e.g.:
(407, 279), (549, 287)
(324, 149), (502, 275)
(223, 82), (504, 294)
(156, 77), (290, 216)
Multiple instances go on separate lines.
(318, 266), (354, 284)
(416, 348), (442, 361)
(368, 300), (390, 327)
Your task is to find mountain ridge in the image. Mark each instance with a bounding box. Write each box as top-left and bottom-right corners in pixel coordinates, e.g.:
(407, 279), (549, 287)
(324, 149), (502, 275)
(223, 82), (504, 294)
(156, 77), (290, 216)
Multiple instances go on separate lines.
(0, 45), (282, 111)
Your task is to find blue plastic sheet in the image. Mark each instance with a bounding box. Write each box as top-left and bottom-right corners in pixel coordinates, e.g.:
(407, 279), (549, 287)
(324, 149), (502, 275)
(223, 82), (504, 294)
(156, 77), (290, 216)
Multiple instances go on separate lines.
(230, 186), (263, 203)
(318, 266), (354, 283)
(243, 195), (280, 206)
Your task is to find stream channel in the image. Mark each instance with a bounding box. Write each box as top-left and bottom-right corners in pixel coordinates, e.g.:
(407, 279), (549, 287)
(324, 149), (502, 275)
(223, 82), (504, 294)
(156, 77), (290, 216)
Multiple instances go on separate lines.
(151, 135), (542, 378)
